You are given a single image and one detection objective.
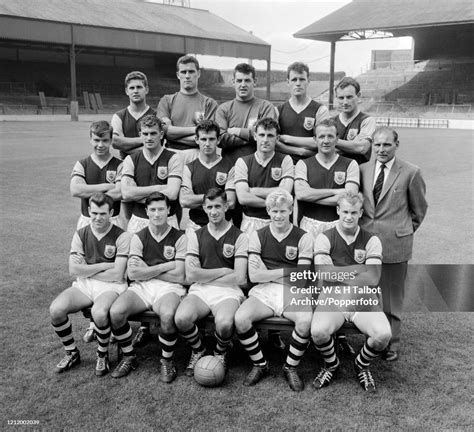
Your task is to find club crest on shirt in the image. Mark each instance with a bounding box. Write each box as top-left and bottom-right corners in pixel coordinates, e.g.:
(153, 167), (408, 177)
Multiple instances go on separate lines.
(334, 171), (346, 185)
(347, 128), (358, 141)
(303, 117), (315, 131)
(163, 245), (175, 260)
(215, 172), (227, 186)
(285, 246), (298, 261)
(223, 243), (235, 258)
(271, 167), (282, 181)
(106, 170), (117, 183)
(104, 244), (116, 259)
(354, 249), (366, 264)
(247, 118), (257, 130)
(157, 166), (168, 180)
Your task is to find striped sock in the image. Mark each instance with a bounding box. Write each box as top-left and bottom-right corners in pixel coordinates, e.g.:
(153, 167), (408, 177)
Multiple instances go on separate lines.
(113, 322), (134, 356)
(355, 340), (383, 370)
(52, 318), (77, 352)
(214, 331), (232, 355)
(315, 336), (338, 370)
(159, 332), (178, 359)
(94, 322), (111, 357)
(285, 329), (310, 368)
(237, 327), (266, 366)
(180, 324), (203, 352)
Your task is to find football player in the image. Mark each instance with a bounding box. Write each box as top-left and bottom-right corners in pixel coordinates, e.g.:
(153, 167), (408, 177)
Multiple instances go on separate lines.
(216, 63), (278, 166)
(109, 193), (186, 382)
(235, 189), (313, 391)
(179, 120), (235, 232)
(311, 191), (391, 392)
(333, 77), (376, 165)
(295, 118), (359, 240)
(121, 114), (183, 346)
(111, 71), (155, 160)
(175, 188), (248, 376)
(70, 121), (124, 343)
(234, 117), (294, 235)
(49, 193), (130, 376)
(277, 61), (330, 162)
(157, 55), (218, 166)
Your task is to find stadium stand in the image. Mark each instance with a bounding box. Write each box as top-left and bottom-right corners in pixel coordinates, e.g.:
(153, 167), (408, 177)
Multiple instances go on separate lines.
(294, 0), (474, 119)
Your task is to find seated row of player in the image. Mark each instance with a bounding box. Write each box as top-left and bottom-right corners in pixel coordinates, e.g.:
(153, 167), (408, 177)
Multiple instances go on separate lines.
(50, 188), (391, 393)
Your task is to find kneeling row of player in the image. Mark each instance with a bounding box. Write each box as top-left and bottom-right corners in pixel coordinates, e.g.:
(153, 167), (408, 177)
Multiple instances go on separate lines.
(50, 189), (391, 393)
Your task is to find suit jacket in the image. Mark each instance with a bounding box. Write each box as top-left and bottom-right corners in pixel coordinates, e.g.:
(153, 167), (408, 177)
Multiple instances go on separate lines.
(360, 157), (427, 263)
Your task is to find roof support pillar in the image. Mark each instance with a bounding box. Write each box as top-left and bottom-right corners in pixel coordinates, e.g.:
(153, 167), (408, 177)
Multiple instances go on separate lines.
(329, 41), (336, 109)
(266, 52), (271, 100)
(69, 25), (78, 121)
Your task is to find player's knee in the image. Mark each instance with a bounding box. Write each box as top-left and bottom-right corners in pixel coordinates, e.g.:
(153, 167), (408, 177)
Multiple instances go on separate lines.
(311, 324), (331, 344)
(109, 302), (128, 327)
(372, 325), (392, 349)
(294, 314), (312, 337)
(214, 315), (234, 336)
(159, 311), (176, 331)
(91, 306), (109, 327)
(174, 308), (193, 331)
(234, 308), (252, 333)
(49, 300), (67, 323)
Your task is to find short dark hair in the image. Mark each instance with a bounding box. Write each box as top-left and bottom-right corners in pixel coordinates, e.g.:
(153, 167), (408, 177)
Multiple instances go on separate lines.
(203, 187), (227, 204)
(177, 55), (200, 71)
(335, 77), (360, 95)
(124, 71), (148, 88)
(89, 192), (114, 211)
(145, 192), (170, 208)
(314, 118), (339, 136)
(255, 117), (280, 135)
(89, 121), (113, 139)
(234, 63), (256, 79)
(287, 62), (309, 79)
(195, 120), (220, 138)
(138, 114), (162, 132)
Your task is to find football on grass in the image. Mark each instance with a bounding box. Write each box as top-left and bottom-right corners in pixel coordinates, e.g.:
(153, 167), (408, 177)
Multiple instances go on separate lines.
(194, 355), (225, 387)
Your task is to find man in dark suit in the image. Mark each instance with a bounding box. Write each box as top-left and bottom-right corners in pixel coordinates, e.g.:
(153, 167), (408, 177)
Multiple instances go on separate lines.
(360, 126), (427, 361)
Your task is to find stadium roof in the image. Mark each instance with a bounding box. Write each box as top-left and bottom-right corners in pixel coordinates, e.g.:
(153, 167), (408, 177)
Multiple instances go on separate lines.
(0, 0), (270, 60)
(294, 0), (474, 42)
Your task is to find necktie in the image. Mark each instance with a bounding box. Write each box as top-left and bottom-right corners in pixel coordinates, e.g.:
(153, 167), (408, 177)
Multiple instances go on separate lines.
(373, 164), (386, 205)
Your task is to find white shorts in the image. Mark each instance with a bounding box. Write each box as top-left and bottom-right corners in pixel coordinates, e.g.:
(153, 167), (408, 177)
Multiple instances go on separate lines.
(248, 282), (286, 317)
(188, 283), (244, 312)
(73, 278), (127, 302)
(343, 311), (359, 323)
(300, 216), (338, 240)
(76, 214), (120, 231)
(128, 280), (186, 310)
(241, 214), (270, 235)
(127, 214), (179, 234)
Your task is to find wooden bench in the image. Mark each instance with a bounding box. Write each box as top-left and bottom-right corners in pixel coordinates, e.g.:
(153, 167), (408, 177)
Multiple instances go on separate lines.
(82, 308), (361, 334)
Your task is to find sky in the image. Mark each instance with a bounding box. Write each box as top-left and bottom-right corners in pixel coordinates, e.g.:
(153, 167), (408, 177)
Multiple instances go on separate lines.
(184, 0), (412, 76)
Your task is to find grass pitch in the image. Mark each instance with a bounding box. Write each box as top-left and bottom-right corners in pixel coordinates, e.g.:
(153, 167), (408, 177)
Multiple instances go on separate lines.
(0, 121), (473, 431)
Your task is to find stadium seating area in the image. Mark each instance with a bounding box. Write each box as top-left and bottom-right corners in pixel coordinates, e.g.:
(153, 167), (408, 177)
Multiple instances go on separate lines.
(1, 57), (473, 117)
(353, 58), (474, 116)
